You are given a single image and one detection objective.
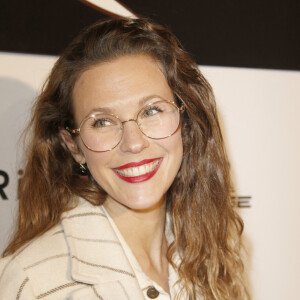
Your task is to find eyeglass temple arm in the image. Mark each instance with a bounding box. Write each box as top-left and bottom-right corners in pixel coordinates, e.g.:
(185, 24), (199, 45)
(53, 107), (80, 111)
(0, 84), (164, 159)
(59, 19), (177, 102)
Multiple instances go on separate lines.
(179, 105), (186, 112)
(174, 94), (185, 112)
(65, 126), (80, 135)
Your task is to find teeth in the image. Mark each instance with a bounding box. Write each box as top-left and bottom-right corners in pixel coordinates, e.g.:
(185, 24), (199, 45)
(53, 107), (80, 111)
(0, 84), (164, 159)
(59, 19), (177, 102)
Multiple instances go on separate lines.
(115, 160), (160, 177)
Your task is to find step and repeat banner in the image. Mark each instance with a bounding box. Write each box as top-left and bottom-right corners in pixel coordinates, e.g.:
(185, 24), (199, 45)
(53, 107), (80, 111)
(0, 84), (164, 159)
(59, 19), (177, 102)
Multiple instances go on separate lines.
(0, 1), (299, 299)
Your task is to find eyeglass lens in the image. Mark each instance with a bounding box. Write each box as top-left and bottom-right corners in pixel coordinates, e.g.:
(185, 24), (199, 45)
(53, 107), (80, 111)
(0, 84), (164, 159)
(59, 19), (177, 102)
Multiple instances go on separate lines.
(80, 101), (180, 152)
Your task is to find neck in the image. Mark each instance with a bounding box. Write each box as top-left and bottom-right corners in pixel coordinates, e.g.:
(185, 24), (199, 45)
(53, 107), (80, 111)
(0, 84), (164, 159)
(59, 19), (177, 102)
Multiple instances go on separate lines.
(104, 196), (170, 293)
(103, 196), (167, 254)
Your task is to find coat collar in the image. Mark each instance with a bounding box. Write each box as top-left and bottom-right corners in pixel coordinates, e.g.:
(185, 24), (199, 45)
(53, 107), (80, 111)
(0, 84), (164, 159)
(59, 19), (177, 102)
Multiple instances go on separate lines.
(61, 198), (144, 299)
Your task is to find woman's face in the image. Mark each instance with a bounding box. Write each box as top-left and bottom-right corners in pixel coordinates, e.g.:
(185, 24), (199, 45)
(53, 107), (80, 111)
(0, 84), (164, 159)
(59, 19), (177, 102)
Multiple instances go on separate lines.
(69, 54), (183, 212)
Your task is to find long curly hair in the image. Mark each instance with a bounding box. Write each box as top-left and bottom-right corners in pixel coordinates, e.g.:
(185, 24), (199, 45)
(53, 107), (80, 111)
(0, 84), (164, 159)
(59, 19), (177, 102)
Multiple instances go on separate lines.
(3, 17), (248, 299)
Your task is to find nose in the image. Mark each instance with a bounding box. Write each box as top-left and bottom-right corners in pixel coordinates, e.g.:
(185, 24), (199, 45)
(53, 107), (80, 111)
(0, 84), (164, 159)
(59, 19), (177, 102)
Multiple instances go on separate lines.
(119, 120), (150, 153)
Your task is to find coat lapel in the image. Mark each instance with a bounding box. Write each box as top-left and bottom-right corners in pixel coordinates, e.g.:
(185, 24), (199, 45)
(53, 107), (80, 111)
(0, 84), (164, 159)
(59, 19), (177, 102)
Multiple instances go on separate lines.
(61, 199), (144, 300)
(68, 281), (136, 299)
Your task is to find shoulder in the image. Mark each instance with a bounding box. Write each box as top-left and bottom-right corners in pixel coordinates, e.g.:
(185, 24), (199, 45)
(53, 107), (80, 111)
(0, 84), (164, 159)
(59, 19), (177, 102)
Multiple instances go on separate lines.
(0, 224), (70, 299)
(0, 255), (35, 298)
(4, 224), (68, 269)
(0, 200), (103, 299)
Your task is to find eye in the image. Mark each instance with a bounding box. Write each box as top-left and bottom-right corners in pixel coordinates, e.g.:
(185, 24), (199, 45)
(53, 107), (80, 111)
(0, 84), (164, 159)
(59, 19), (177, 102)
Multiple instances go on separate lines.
(92, 117), (115, 128)
(142, 105), (163, 118)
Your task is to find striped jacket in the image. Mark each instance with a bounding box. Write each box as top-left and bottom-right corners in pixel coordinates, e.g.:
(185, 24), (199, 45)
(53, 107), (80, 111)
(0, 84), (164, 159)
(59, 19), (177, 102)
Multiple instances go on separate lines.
(0, 199), (146, 299)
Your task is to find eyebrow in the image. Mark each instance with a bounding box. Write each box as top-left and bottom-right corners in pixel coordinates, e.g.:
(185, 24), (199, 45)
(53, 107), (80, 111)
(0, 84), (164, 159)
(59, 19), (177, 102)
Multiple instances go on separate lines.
(87, 95), (166, 116)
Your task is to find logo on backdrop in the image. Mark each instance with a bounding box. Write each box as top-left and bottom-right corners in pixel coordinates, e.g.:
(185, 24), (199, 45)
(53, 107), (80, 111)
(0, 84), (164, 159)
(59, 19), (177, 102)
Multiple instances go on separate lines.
(0, 169), (24, 201)
(232, 195), (252, 208)
(0, 170), (9, 200)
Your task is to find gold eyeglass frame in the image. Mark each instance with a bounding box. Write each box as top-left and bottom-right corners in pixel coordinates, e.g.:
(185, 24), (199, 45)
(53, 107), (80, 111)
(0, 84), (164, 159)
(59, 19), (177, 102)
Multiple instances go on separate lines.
(66, 100), (185, 152)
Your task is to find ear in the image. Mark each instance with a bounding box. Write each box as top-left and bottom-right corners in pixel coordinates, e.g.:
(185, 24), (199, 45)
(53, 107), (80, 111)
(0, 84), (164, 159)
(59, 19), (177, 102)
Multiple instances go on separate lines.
(59, 129), (85, 164)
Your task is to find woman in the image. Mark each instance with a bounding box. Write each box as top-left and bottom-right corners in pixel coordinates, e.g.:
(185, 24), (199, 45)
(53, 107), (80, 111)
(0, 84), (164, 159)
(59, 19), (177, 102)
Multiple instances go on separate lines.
(0, 18), (248, 299)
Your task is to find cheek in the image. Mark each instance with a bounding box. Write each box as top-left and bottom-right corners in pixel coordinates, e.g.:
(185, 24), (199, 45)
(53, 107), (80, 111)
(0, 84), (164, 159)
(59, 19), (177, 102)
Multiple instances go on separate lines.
(83, 150), (112, 176)
(171, 133), (183, 174)
(78, 135), (109, 167)
(168, 130), (183, 154)
(159, 131), (183, 166)
(84, 153), (115, 192)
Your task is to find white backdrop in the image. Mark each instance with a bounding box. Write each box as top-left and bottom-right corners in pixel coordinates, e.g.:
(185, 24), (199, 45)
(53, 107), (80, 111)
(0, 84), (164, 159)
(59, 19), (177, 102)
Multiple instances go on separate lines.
(0, 52), (299, 299)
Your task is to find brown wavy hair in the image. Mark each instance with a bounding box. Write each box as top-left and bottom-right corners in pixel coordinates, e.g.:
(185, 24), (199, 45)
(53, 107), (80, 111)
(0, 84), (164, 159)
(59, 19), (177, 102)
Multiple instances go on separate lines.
(3, 17), (248, 299)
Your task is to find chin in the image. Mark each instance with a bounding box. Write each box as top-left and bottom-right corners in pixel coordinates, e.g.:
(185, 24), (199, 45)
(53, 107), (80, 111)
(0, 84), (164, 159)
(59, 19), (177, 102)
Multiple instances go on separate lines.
(118, 193), (166, 212)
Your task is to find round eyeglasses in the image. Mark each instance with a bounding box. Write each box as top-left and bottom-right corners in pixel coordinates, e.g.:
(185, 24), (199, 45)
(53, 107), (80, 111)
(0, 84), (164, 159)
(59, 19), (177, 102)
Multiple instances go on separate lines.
(67, 100), (185, 152)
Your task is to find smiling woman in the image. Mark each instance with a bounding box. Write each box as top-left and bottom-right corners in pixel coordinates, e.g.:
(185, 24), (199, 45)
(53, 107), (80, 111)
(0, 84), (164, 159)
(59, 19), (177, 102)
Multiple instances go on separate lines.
(0, 18), (249, 300)
(61, 55), (184, 212)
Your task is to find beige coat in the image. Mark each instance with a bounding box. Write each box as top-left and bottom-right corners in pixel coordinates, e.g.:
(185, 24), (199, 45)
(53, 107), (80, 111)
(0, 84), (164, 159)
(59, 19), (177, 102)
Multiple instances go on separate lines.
(0, 199), (146, 299)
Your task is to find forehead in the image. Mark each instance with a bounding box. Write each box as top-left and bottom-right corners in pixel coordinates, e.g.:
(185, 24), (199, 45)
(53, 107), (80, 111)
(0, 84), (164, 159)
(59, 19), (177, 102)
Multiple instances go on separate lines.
(72, 54), (173, 123)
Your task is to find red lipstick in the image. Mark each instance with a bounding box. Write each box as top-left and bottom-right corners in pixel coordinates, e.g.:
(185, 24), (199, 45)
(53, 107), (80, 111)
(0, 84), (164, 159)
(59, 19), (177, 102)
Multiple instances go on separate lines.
(113, 158), (162, 183)
(114, 158), (159, 169)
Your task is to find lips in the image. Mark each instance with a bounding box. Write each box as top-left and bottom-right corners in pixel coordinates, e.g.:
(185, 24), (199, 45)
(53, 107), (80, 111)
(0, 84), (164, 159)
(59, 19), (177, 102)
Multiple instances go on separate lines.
(113, 158), (162, 183)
